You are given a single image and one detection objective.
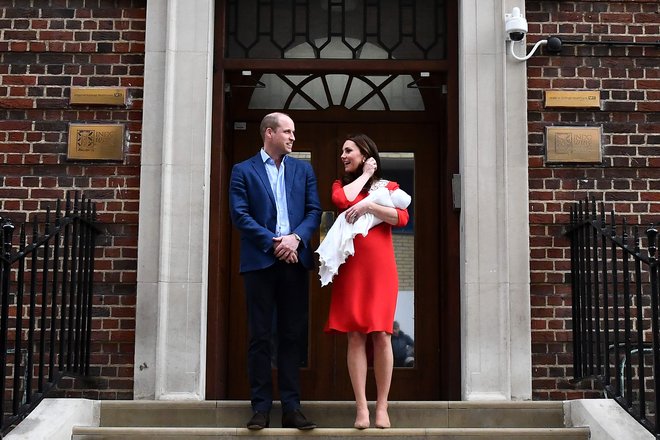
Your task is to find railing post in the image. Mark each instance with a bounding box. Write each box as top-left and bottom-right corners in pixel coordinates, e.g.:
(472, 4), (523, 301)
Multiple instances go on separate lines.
(599, 201), (611, 387)
(48, 200), (62, 383)
(67, 192), (80, 370)
(570, 205), (581, 377)
(12, 225), (27, 414)
(79, 199), (91, 375)
(71, 197), (83, 372)
(611, 210), (621, 396)
(26, 219), (38, 403)
(591, 198), (602, 376)
(585, 198), (595, 375)
(0, 220), (15, 428)
(621, 220), (634, 409)
(84, 202), (97, 375)
(645, 226), (659, 437)
(578, 200), (588, 377)
(59, 192), (72, 373)
(633, 227), (647, 421)
(38, 207), (51, 393)
(74, 199), (86, 373)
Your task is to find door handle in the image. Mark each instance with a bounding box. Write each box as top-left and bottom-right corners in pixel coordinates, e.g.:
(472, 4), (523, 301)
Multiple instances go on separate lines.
(319, 211), (336, 242)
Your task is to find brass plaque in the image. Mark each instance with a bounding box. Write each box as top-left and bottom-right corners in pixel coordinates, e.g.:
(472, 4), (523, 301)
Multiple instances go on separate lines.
(70, 87), (127, 105)
(545, 90), (600, 108)
(67, 124), (125, 161)
(546, 126), (602, 163)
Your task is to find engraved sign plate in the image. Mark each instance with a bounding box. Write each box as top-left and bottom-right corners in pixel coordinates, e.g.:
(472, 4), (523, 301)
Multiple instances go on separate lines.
(545, 90), (600, 108)
(546, 126), (602, 163)
(67, 123), (125, 161)
(70, 87), (127, 105)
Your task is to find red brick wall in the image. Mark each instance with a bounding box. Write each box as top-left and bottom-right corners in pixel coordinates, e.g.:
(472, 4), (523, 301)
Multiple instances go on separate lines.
(526, 0), (659, 400)
(0, 1), (146, 399)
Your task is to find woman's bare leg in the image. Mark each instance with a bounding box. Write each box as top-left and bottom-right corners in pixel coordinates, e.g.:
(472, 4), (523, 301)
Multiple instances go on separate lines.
(371, 331), (393, 428)
(347, 332), (370, 428)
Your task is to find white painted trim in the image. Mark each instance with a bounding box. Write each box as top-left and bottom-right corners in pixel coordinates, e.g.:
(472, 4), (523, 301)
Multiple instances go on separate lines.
(459, 0), (532, 400)
(135, 0), (214, 400)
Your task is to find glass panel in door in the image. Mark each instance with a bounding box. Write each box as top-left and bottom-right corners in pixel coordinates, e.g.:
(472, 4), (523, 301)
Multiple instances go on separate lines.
(381, 153), (416, 369)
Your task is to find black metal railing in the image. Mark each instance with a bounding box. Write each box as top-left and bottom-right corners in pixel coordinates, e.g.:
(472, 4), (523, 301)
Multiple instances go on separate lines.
(567, 197), (659, 438)
(0, 192), (100, 434)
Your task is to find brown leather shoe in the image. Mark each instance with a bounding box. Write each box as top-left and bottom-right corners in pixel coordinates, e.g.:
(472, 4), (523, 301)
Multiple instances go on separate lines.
(247, 411), (270, 430)
(282, 409), (317, 430)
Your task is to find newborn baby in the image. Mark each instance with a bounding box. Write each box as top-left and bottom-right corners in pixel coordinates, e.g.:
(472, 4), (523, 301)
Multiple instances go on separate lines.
(316, 185), (412, 287)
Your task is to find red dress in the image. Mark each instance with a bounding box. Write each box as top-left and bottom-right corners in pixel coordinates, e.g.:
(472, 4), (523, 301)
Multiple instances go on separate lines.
(324, 180), (409, 334)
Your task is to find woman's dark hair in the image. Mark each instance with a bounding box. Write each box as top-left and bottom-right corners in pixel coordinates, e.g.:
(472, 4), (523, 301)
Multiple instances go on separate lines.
(341, 133), (382, 190)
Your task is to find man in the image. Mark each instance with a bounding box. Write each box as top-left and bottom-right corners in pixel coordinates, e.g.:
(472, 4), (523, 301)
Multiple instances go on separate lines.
(229, 112), (322, 430)
(391, 321), (415, 368)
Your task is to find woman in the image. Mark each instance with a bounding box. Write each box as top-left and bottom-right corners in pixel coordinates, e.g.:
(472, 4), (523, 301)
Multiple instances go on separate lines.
(324, 133), (409, 429)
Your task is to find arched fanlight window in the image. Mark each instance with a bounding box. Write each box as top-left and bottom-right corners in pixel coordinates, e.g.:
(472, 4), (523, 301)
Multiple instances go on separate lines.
(249, 39), (425, 111)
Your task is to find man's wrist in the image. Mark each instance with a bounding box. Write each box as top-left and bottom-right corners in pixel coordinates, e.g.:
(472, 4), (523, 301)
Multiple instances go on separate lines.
(292, 233), (302, 242)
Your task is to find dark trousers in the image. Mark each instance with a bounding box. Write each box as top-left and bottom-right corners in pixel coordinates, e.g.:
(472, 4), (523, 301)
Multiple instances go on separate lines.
(242, 261), (309, 413)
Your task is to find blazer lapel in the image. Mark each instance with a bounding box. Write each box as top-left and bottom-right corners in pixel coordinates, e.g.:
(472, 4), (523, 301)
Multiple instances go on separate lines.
(250, 153), (276, 207)
(284, 156), (298, 209)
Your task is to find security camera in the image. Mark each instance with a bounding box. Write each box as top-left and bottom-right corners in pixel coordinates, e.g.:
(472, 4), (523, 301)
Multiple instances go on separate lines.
(505, 7), (528, 41)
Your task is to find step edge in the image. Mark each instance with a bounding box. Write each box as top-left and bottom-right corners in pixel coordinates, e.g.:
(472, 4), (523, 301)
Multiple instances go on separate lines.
(73, 426), (592, 433)
(97, 400), (565, 409)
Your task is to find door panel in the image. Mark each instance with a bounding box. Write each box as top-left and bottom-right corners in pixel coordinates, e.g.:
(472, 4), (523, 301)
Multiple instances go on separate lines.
(227, 122), (440, 400)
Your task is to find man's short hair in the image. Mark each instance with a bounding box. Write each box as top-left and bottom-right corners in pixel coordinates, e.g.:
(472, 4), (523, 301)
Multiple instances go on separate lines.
(259, 112), (288, 141)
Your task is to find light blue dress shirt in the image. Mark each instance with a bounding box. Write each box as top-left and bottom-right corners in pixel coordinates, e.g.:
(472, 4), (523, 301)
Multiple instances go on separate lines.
(261, 149), (290, 236)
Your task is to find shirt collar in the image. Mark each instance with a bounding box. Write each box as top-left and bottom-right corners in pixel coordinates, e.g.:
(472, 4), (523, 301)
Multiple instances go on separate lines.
(260, 148), (270, 163)
(261, 148), (287, 165)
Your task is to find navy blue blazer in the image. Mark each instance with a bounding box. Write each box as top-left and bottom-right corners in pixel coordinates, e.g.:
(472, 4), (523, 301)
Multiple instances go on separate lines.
(229, 152), (322, 273)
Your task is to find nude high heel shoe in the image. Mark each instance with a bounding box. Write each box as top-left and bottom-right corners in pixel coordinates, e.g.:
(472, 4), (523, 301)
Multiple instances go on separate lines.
(375, 405), (390, 429)
(354, 404), (370, 429)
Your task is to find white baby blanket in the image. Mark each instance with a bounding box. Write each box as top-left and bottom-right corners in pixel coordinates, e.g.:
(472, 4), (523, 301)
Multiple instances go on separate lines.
(315, 186), (411, 286)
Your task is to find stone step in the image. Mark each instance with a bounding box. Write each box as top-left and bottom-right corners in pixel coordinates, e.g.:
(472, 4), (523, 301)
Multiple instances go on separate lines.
(94, 400), (569, 429)
(70, 400), (592, 439)
(71, 426), (592, 440)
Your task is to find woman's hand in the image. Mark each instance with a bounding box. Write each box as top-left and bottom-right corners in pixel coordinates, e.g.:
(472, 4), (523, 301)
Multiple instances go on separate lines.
(362, 157), (377, 177)
(345, 200), (371, 224)
(343, 157), (377, 202)
(346, 200), (401, 226)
